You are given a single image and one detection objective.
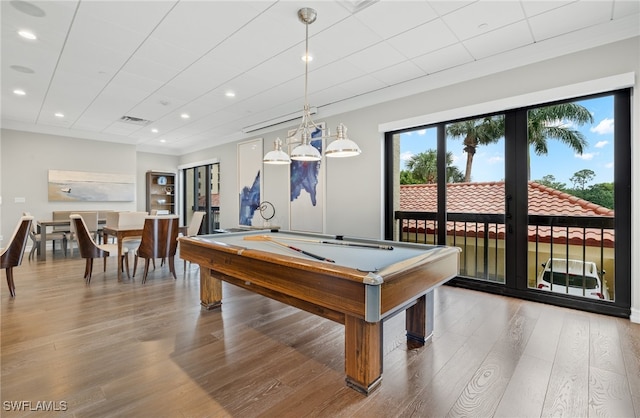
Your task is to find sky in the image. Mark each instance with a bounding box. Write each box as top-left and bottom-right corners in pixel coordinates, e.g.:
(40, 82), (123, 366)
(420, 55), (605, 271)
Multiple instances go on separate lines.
(399, 95), (615, 186)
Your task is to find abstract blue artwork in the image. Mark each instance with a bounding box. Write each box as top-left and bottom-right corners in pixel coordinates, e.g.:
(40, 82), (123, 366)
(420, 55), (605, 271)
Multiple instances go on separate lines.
(289, 124), (324, 232)
(239, 171), (261, 225)
(237, 138), (263, 226)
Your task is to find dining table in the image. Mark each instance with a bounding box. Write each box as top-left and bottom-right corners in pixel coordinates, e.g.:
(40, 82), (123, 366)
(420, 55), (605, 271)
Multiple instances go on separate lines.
(101, 225), (144, 281)
(36, 219), (106, 262)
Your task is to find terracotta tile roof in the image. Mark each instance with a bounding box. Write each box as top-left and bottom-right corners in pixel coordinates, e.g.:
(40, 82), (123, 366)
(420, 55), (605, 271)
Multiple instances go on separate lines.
(399, 181), (614, 247)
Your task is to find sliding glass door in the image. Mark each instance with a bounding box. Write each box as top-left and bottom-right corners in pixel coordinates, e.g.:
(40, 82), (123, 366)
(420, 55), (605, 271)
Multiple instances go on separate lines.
(183, 163), (220, 234)
(387, 89), (631, 317)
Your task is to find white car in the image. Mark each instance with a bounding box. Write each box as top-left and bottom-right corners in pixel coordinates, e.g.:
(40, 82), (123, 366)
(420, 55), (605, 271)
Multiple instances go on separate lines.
(536, 258), (609, 300)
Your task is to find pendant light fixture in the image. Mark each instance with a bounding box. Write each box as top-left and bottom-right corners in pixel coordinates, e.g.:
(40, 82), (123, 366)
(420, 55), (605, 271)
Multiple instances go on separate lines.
(263, 7), (361, 164)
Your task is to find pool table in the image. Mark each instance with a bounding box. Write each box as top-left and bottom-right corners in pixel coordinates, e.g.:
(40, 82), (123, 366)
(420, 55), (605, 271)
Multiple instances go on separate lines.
(178, 229), (460, 394)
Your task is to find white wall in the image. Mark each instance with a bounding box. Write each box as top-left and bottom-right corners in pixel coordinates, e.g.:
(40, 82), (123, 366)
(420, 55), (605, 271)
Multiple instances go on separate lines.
(0, 130), (178, 241)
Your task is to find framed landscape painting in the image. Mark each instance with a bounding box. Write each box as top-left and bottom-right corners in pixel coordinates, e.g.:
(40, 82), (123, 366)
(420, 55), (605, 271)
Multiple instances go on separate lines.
(48, 170), (135, 202)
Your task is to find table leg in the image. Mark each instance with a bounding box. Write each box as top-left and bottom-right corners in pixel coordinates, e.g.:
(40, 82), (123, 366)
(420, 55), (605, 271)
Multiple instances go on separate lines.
(116, 235), (123, 281)
(406, 291), (434, 344)
(38, 226), (47, 261)
(344, 314), (382, 395)
(200, 268), (222, 310)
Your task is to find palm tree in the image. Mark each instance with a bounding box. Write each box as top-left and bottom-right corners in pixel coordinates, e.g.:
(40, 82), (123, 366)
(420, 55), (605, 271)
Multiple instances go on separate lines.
(446, 116), (504, 182)
(527, 103), (592, 156)
(405, 149), (460, 184)
(447, 103), (593, 182)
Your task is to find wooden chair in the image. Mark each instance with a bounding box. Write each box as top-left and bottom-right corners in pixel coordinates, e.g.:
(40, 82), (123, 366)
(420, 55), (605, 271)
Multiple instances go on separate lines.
(23, 211), (67, 260)
(71, 214), (130, 284)
(1, 215), (33, 297)
(182, 211), (206, 270)
(67, 212), (99, 256)
(133, 216), (179, 284)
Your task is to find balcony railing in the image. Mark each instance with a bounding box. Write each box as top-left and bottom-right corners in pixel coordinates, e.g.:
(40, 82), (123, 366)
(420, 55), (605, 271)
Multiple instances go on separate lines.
(395, 211), (615, 295)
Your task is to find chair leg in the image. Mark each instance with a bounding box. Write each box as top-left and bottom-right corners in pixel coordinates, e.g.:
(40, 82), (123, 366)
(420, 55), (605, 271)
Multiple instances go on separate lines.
(123, 254), (130, 279)
(85, 258), (94, 284)
(103, 256), (107, 272)
(169, 256), (177, 280)
(6, 268), (16, 297)
(29, 243), (36, 261)
(133, 255), (138, 277)
(142, 259), (151, 284)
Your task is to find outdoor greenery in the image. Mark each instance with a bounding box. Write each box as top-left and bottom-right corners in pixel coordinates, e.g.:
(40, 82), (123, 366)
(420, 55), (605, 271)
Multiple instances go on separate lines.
(535, 173), (614, 209)
(446, 103), (593, 182)
(401, 149), (464, 184)
(400, 103), (613, 209)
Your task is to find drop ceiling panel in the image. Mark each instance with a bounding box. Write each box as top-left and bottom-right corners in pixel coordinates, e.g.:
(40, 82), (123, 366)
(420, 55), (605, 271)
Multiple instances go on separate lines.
(310, 15), (383, 62)
(345, 41), (408, 74)
(244, 50), (305, 89)
(427, 0), (474, 16)
(386, 19), (458, 59)
(442, 1), (526, 41)
(370, 61), (426, 86)
(529, 1), (614, 41)
(354, 1), (440, 39)
(148, 1), (271, 56)
(412, 43), (474, 75)
(130, 36), (202, 74)
(463, 20), (534, 60)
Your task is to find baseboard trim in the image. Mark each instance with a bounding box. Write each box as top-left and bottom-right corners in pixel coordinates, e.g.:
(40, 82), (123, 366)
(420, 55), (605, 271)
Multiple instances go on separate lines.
(630, 307), (640, 324)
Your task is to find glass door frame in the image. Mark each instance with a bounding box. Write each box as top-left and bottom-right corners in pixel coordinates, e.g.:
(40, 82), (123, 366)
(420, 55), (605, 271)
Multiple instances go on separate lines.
(178, 158), (220, 235)
(385, 89), (631, 318)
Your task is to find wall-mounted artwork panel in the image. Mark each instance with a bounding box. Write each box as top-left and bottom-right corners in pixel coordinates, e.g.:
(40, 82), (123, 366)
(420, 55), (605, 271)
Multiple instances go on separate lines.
(48, 170), (135, 202)
(238, 138), (263, 226)
(289, 123), (325, 233)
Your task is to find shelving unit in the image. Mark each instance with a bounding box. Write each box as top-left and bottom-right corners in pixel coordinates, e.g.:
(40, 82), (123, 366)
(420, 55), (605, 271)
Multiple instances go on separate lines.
(146, 171), (176, 214)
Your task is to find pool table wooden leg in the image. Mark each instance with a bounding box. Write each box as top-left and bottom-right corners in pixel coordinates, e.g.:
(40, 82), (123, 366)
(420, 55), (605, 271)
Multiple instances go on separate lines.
(344, 315), (382, 395)
(406, 291), (434, 344)
(200, 267), (222, 310)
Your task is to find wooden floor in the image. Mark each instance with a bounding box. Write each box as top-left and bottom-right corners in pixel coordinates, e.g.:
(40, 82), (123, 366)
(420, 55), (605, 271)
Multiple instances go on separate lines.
(1, 249), (639, 418)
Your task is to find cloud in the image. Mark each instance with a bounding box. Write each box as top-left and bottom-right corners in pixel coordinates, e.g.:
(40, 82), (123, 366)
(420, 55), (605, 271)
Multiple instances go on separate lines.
(575, 152), (596, 160)
(487, 156), (504, 164)
(590, 118), (614, 134)
(605, 162), (614, 168)
(594, 140), (609, 148)
(400, 151), (413, 163)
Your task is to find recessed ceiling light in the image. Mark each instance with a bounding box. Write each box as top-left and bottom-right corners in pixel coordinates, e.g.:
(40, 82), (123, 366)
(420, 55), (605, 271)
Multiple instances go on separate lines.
(160, 139), (166, 143)
(10, 65), (35, 73)
(10, 0), (46, 17)
(225, 91), (236, 98)
(180, 113), (190, 119)
(13, 89), (26, 96)
(151, 128), (159, 133)
(54, 112), (64, 118)
(18, 30), (36, 40)
(301, 54), (313, 62)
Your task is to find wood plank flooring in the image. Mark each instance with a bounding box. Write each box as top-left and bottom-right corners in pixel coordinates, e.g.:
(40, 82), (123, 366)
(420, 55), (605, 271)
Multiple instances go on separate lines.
(1, 250), (638, 417)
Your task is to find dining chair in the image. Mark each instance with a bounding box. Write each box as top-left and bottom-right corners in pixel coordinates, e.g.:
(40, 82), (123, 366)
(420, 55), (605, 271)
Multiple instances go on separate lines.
(67, 212), (99, 256)
(23, 211), (67, 260)
(1, 215), (33, 297)
(133, 216), (179, 284)
(71, 214), (130, 284)
(182, 211), (206, 270)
